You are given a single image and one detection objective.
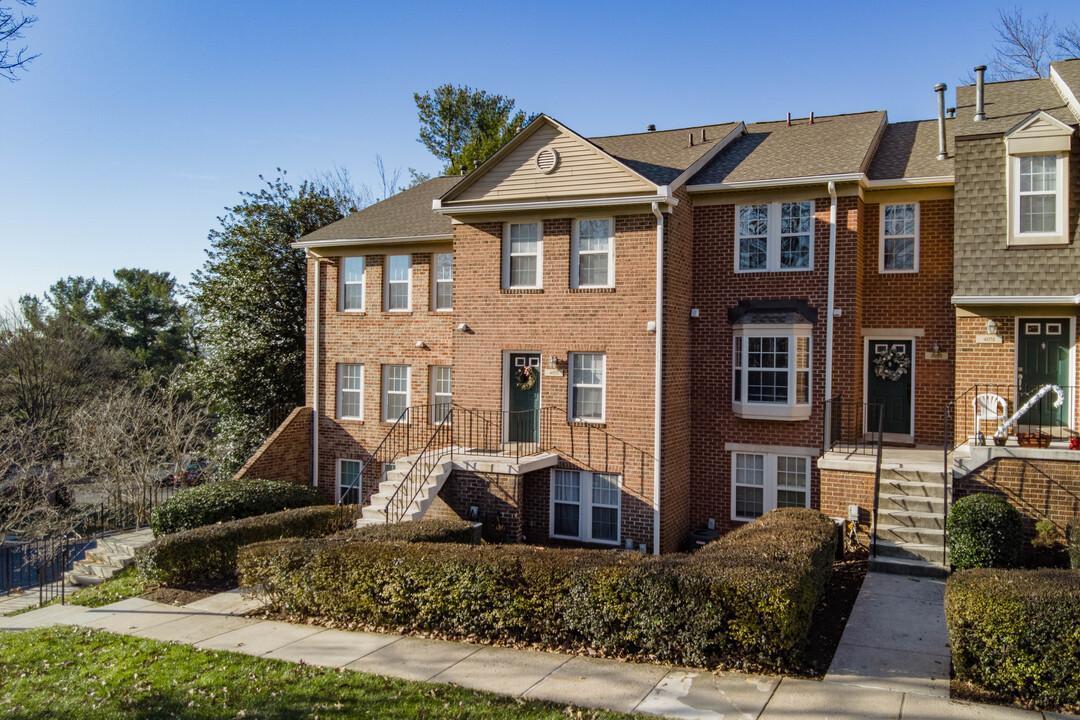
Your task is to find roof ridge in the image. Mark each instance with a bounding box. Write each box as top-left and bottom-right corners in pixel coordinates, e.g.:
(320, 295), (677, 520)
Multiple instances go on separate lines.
(588, 120), (739, 141)
(745, 109), (886, 127)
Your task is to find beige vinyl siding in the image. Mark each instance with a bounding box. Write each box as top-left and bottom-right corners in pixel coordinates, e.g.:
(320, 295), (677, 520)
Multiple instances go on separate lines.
(452, 124), (655, 203)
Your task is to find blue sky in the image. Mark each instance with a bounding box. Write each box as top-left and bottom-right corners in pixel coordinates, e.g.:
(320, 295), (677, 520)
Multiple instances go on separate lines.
(2, 1), (1077, 307)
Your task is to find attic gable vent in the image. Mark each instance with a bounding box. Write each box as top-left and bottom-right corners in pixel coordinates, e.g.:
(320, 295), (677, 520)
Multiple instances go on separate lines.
(535, 147), (559, 174)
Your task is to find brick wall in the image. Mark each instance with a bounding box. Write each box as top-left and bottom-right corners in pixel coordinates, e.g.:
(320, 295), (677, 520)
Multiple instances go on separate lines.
(451, 213), (659, 551)
(306, 253), (454, 504)
(819, 468), (876, 527)
(954, 457), (1080, 542)
(233, 406), (312, 486)
(426, 470), (524, 543)
(862, 197), (955, 445)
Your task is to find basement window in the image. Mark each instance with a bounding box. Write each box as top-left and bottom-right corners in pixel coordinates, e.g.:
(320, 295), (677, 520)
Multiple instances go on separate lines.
(550, 469), (620, 544)
(732, 452), (810, 522)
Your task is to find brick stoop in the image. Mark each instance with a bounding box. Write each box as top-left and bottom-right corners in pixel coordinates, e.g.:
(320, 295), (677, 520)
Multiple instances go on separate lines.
(869, 469), (950, 578)
(64, 528), (155, 587)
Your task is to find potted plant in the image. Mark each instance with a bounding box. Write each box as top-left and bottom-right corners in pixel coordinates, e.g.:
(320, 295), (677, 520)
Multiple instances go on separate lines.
(1017, 432), (1052, 448)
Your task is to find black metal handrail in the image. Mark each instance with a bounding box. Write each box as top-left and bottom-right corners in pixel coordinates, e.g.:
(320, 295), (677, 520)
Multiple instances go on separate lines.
(383, 410), (454, 524)
(451, 405), (554, 462)
(337, 405), (437, 505)
(870, 406), (884, 558)
(822, 395), (884, 457)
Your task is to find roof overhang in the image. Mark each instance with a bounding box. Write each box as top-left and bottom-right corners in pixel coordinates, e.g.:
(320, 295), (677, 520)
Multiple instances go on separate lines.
(863, 175), (955, 188)
(952, 294), (1080, 305)
(291, 233), (454, 250)
(1050, 65), (1080, 122)
(433, 192), (679, 216)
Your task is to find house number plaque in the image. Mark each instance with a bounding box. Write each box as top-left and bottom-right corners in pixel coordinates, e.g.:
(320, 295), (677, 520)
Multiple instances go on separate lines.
(974, 334), (1003, 344)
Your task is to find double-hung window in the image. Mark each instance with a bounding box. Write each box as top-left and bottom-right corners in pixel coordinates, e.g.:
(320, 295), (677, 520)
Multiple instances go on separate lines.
(736, 201), (813, 272)
(732, 452), (810, 521)
(732, 326), (811, 420)
(385, 255), (411, 311)
(503, 222), (541, 288)
(572, 219), (613, 288)
(880, 203), (919, 272)
(1017, 155), (1061, 235)
(550, 469), (620, 544)
(432, 253), (453, 310)
(382, 365), (410, 422)
(340, 257), (365, 311)
(337, 459), (362, 505)
(1003, 113), (1072, 246)
(430, 366), (451, 424)
(568, 352), (605, 422)
(337, 363), (363, 420)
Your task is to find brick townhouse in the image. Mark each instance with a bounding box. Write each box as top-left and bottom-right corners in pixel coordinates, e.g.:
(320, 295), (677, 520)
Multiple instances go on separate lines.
(238, 58), (1080, 571)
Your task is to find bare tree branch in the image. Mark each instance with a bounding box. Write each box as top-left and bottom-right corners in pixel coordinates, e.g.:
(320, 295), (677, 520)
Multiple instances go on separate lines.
(0, 0), (38, 82)
(989, 7), (1055, 80)
(1058, 22), (1080, 58)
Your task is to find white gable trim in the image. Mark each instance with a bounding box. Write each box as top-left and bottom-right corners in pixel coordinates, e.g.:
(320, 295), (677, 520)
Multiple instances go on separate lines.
(433, 192), (678, 215)
(1050, 66), (1080, 124)
(1003, 110), (1075, 154)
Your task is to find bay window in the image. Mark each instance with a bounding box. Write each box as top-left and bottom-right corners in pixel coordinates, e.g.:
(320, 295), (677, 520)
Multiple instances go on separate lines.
(732, 325), (811, 420)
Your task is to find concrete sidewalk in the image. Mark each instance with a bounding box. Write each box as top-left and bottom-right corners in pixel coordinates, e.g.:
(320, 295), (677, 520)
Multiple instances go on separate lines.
(1, 589), (1075, 720)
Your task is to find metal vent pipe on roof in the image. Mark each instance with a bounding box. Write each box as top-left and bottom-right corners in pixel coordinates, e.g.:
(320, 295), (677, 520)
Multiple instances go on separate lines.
(786, 113), (791, 126)
(974, 65), (987, 122)
(688, 133), (694, 147)
(935, 83), (948, 160)
(647, 124), (656, 132)
(810, 112), (814, 124)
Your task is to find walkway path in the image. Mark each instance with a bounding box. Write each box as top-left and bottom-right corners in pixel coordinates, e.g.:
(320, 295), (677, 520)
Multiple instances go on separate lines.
(825, 571), (951, 697)
(1, 588), (1075, 719)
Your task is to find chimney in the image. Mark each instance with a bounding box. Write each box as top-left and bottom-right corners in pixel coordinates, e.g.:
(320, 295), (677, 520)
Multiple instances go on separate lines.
(647, 124), (656, 132)
(935, 83), (948, 160)
(809, 112), (815, 125)
(974, 65), (987, 122)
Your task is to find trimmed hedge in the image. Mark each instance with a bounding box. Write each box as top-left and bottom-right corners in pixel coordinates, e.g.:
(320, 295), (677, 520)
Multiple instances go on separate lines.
(238, 508), (837, 671)
(1069, 517), (1080, 570)
(150, 478), (323, 536)
(137, 505), (359, 586)
(333, 519), (481, 545)
(947, 569), (1080, 708)
(947, 493), (1023, 570)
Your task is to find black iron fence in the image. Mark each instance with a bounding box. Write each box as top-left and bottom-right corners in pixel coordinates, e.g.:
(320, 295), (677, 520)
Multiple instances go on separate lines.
(948, 383), (1076, 448)
(822, 396), (885, 456)
(0, 535), (93, 604)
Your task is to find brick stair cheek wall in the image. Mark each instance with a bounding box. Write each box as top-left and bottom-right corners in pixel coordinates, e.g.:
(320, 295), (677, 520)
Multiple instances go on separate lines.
(233, 406), (313, 487)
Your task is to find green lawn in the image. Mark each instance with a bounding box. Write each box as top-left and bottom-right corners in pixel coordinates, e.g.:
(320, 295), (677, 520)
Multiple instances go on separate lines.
(67, 567), (147, 608)
(0, 626), (633, 720)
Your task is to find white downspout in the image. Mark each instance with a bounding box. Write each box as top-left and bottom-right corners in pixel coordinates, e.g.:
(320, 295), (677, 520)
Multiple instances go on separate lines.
(825, 182), (837, 403)
(311, 252), (320, 489)
(651, 201), (664, 556)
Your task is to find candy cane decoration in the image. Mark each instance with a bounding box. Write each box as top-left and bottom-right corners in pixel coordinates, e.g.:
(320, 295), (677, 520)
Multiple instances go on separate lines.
(994, 384), (1064, 439)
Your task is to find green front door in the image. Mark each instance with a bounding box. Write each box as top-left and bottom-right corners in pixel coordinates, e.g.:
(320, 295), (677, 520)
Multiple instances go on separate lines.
(867, 340), (913, 437)
(1018, 319), (1070, 428)
(508, 353), (540, 443)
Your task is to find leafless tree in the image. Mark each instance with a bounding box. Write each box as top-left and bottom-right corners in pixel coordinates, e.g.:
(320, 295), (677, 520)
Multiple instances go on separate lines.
(309, 165), (374, 215)
(67, 378), (217, 527)
(0, 417), (65, 546)
(0, 0), (37, 81)
(373, 154), (402, 201)
(0, 308), (126, 444)
(985, 7), (1080, 82)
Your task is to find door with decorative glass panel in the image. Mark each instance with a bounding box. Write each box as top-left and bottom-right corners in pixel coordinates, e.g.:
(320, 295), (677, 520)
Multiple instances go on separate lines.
(507, 353), (540, 443)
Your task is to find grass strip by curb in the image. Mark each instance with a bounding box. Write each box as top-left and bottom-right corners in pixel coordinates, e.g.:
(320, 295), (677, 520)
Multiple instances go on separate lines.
(0, 626), (634, 720)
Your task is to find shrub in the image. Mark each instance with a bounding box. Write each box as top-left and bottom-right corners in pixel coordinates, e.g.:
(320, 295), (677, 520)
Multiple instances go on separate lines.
(1069, 517), (1080, 570)
(150, 478), (323, 536)
(238, 507), (836, 671)
(333, 519), (481, 545)
(137, 505), (358, 586)
(947, 493), (1023, 570)
(947, 569), (1080, 708)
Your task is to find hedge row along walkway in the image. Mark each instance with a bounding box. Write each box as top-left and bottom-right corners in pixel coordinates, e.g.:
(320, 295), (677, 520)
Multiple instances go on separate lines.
(0, 589), (1072, 719)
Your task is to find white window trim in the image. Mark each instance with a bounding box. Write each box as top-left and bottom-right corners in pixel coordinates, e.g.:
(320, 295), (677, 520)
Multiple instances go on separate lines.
(571, 218), (615, 289)
(383, 254), (412, 311)
(1007, 152), (1069, 246)
(549, 469), (621, 545)
(339, 256), (366, 312)
(336, 458), (363, 504)
(431, 252), (453, 311)
(430, 365), (452, 424)
(734, 201), (815, 273)
(502, 221), (543, 289)
(336, 363), (364, 420)
(878, 203), (920, 273)
(730, 452), (811, 523)
(567, 352), (606, 423)
(732, 324), (812, 421)
(382, 364), (411, 422)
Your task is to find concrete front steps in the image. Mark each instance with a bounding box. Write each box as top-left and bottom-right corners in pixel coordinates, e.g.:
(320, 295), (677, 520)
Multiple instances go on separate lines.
(869, 470), (950, 578)
(356, 455), (454, 528)
(65, 528), (155, 587)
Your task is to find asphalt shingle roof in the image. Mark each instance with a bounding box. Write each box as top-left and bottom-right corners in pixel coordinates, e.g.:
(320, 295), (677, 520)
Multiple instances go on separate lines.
(689, 111), (887, 185)
(589, 123), (742, 186)
(1051, 57), (1080, 108)
(953, 77), (1077, 137)
(867, 119), (954, 180)
(300, 176), (462, 243)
